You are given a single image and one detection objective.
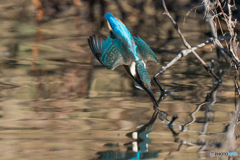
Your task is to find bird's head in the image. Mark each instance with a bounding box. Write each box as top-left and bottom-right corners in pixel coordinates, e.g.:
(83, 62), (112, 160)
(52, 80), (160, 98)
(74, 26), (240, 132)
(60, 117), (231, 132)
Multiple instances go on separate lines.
(104, 12), (136, 53)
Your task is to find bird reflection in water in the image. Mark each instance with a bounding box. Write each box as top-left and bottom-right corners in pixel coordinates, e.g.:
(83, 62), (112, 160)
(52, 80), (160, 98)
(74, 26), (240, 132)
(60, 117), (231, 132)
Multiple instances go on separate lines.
(88, 12), (168, 160)
(96, 111), (160, 160)
(93, 57), (232, 159)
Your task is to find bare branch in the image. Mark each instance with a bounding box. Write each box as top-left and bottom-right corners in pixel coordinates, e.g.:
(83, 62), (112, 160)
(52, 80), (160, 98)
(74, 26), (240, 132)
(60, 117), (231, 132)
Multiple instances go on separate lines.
(155, 38), (214, 77)
(156, 0), (220, 80)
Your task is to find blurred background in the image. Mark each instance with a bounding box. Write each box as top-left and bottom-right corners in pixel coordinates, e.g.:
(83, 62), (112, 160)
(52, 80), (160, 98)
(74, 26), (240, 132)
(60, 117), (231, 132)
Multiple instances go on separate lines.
(0, 0), (239, 159)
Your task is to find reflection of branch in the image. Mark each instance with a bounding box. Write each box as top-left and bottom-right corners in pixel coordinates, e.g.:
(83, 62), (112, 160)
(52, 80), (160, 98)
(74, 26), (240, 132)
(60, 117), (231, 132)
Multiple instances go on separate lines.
(156, 51), (230, 139)
(166, 68), (226, 136)
(222, 82), (240, 152)
(184, 102), (209, 127)
(165, 59), (231, 156)
(199, 78), (222, 135)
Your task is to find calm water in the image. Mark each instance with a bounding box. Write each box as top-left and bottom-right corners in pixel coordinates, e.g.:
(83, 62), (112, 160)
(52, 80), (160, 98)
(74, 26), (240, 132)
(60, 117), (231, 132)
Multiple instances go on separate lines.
(0, 0), (239, 160)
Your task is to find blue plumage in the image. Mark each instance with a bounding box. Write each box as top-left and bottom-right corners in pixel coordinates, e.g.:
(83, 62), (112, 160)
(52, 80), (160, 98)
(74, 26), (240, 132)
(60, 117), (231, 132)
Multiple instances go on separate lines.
(104, 13), (135, 53)
(88, 13), (160, 109)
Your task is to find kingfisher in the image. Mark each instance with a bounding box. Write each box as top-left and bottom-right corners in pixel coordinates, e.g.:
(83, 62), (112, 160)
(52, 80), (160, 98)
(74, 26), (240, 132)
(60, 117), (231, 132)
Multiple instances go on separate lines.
(88, 12), (159, 110)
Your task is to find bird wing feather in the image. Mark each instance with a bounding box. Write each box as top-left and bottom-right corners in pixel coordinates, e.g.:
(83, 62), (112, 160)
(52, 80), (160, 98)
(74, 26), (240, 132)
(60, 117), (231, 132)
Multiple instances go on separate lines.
(88, 35), (106, 66)
(88, 35), (125, 70)
(101, 37), (125, 70)
(133, 36), (159, 64)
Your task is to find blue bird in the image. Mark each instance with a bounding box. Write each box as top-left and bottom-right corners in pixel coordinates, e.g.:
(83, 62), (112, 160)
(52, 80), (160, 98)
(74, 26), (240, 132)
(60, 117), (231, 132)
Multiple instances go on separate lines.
(88, 12), (159, 110)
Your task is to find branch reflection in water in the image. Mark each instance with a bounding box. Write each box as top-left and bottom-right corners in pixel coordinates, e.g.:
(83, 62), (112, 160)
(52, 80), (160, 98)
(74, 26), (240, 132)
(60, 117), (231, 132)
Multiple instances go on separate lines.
(93, 0), (240, 158)
(94, 47), (235, 160)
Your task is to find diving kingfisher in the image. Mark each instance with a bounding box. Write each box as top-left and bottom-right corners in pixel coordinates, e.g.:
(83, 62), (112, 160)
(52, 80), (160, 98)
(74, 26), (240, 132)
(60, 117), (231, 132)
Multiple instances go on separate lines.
(88, 12), (159, 110)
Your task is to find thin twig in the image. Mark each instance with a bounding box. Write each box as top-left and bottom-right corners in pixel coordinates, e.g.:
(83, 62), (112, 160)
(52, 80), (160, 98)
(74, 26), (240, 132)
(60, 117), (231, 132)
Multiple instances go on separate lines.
(155, 38), (214, 77)
(158, 0), (220, 80)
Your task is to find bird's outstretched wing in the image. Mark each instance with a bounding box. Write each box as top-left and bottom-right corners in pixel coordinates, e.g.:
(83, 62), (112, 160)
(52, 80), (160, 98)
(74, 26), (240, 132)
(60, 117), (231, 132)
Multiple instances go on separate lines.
(133, 36), (159, 64)
(88, 35), (125, 70)
(88, 35), (106, 66)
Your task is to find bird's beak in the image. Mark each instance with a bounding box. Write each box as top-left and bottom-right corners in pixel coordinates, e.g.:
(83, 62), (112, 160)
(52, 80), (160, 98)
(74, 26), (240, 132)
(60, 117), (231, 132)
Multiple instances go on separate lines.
(145, 87), (159, 110)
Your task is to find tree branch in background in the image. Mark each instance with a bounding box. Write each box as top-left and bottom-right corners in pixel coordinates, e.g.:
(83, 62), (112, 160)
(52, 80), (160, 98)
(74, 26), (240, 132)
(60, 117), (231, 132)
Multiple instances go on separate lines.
(154, 0), (220, 84)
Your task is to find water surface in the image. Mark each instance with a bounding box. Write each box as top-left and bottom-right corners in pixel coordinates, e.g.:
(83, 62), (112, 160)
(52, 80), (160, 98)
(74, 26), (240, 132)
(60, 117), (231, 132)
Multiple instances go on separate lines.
(0, 1), (239, 160)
